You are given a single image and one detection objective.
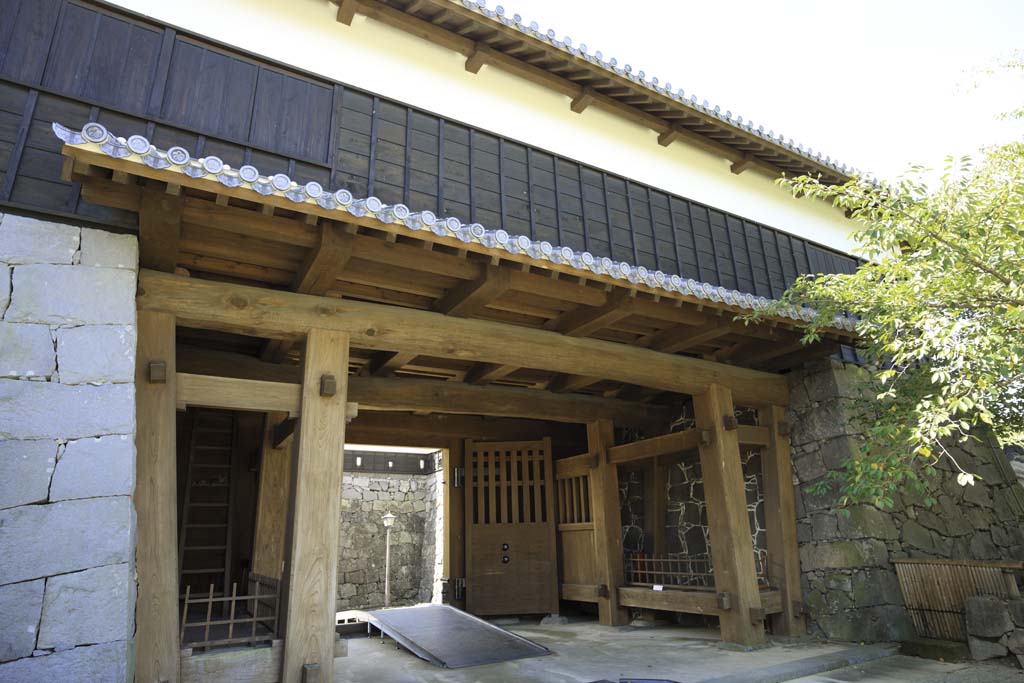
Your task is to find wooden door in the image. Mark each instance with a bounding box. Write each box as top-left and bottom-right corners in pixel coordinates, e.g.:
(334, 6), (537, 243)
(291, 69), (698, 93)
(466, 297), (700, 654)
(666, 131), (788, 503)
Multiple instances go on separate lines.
(465, 439), (558, 616)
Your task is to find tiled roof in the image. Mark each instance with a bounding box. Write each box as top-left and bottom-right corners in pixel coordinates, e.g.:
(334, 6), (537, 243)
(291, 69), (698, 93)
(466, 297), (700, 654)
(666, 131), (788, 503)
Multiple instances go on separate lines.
(53, 121), (857, 332)
(446, 0), (861, 179)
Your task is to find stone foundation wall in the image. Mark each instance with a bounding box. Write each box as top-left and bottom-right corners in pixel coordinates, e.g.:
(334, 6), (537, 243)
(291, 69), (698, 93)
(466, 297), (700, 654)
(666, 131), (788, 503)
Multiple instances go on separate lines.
(0, 214), (139, 682)
(789, 360), (1024, 642)
(337, 470), (443, 610)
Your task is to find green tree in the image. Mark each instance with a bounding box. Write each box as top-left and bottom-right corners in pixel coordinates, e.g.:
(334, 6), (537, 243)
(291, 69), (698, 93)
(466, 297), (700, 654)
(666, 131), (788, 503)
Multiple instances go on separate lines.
(750, 139), (1024, 508)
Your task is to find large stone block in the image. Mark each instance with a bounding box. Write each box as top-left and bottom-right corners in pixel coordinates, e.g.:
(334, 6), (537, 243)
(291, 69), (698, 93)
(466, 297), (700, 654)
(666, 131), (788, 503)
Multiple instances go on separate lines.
(966, 595), (1014, 638)
(0, 380), (134, 440)
(0, 323), (55, 379)
(4, 265), (135, 326)
(0, 439), (57, 510)
(49, 435), (134, 501)
(56, 325), (135, 385)
(37, 563), (133, 650)
(79, 229), (138, 270)
(799, 539), (889, 571)
(900, 519), (935, 552)
(837, 505), (899, 540)
(0, 215), (79, 265)
(0, 497), (133, 584)
(1010, 599), (1024, 627)
(968, 635), (1008, 660)
(0, 579), (44, 662)
(0, 641), (128, 683)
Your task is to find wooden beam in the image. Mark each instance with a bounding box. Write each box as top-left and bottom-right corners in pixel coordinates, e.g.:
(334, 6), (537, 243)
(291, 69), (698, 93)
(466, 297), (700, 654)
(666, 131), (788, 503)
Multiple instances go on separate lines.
(252, 412), (292, 579)
(619, 586), (722, 614)
(177, 345), (302, 384)
(570, 86), (595, 114)
(547, 374), (600, 394)
(174, 363), (666, 430)
(137, 270), (789, 405)
(263, 223), (355, 363)
(587, 420), (628, 626)
(646, 319), (737, 354)
(737, 425), (771, 447)
(347, 411), (585, 450)
(464, 362), (518, 385)
(281, 330), (351, 682)
(544, 289), (635, 337)
(336, 0), (359, 24)
(464, 45), (488, 73)
(759, 405), (804, 636)
(730, 153), (756, 175)
(433, 264), (511, 317)
(693, 384), (765, 645)
(135, 310), (180, 683)
(139, 184), (183, 272)
(347, 375), (670, 429)
(365, 350), (417, 377)
(608, 428), (699, 465)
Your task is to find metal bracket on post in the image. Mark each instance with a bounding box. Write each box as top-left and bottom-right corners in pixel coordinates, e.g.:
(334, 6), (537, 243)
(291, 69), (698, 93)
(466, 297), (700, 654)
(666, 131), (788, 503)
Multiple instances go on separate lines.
(597, 584), (610, 598)
(777, 420), (791, 436)
(301, 662), (321, 683)
(749, 607), (766, 624)
(716, 592), (732, 611)
(147, 361), (167, 384)
(699, 429), (713, 447)
(723, 414), (738, 431)
(453, 466), (465, 488)
(320, 373), (337, 397)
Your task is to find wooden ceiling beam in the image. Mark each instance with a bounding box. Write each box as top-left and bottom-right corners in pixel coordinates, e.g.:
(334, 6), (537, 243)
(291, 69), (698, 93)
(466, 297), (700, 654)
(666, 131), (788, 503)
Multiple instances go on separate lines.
(464, 362), (519, 385)
(433, 263), (511, 317)
(365, 350), (418, 377)
(644, 318), (737, 354)
(544, 288), (636, 337)
(570, 86), (596, 114)
(348, 411), (585, 449)
(548, 374), (600, 394)
(337, 0), (359, 25)
(140, 270), (787, 404)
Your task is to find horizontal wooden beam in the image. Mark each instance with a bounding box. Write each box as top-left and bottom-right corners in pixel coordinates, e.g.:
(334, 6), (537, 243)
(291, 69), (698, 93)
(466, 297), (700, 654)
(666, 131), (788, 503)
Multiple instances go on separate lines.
(608, 429), (700, 464)
(176, 347), (667, 428)
(561, 583), (600, 603)
(347, 411), (584, 449)
(617, 587), (783, 616)
(738, 425), (771, 447)
(139, 270), (788, 405)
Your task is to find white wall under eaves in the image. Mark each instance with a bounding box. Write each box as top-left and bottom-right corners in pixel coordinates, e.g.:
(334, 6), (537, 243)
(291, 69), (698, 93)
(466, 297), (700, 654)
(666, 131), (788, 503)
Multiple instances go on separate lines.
(107, 0), (857, 257)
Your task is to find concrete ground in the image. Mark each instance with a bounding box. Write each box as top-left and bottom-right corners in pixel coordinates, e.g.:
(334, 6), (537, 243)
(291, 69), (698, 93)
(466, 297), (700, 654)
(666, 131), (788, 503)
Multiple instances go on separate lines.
(335, 619), (1024, 683)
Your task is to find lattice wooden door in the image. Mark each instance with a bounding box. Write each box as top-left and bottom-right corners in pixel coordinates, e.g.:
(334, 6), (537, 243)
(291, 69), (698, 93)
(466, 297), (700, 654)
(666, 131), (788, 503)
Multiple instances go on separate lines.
(465, 439), (558, 616)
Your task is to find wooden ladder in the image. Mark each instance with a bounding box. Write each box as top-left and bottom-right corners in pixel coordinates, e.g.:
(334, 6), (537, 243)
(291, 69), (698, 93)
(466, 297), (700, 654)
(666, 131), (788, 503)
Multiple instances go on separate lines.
(178, 410), (236, 599)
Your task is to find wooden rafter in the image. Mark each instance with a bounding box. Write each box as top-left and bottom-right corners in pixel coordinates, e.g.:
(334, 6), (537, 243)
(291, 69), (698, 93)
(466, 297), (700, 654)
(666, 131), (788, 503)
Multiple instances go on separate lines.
(433, 264), (511, 317)
(544, 289), (636, 337)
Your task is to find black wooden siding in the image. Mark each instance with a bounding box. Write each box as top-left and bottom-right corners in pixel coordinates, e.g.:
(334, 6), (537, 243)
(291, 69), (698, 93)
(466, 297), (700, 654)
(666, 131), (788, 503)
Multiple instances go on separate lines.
(0, 0), (857, 298)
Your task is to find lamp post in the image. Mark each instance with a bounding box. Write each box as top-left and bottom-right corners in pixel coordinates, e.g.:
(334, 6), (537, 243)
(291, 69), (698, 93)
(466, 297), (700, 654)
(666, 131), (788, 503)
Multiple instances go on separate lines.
(382, 512), (396, 608)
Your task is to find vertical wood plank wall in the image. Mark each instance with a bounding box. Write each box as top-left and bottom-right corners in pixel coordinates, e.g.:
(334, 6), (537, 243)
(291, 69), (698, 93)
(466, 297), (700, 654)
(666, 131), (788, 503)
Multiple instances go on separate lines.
(587, 420), (628, 626)
(251, 411), (293, 580)
(135, 310), (180, 683)
(694, 385), (765, 645)
(759, 405), (805, 635)
(281, 330), (351, 683)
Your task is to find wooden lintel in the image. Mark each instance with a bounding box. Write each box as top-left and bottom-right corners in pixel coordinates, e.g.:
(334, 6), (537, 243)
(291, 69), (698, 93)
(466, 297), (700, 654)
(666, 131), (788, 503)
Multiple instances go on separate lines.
(433, 264), (511, 317)
(760, 342), (840, 372)
(139, 184), (183, 272)
(176, 372), (357, 421)
(737, 425), (771, 447)
(336, 0), (360, 25)
(348, 411), (584, 448)
(570, 86), (595, 114)
(138, 270), (790, 405)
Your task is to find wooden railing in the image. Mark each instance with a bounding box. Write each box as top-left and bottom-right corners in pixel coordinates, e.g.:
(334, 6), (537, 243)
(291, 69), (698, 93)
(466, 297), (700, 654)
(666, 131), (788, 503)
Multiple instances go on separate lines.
(894, 559), (1024, 641)
(625, 554), (769, 589)
(180, 572), (280, 649)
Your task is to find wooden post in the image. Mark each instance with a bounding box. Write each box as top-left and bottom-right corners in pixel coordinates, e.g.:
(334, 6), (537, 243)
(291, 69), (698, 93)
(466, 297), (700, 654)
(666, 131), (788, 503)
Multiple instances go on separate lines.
(693, 384), (765, 645)
(135, 310), (180, 683)
(281, 330), (350, 683)
(443, 439), (466, 609)
(252, 411), (293, 579)
(759, 405), (805, 635)
(587, 420), (628, 626)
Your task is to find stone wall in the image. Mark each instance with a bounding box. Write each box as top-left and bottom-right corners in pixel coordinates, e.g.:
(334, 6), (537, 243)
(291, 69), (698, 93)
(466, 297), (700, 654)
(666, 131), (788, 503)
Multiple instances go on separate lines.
(337, 470), (443, 610)
(0, 214), (138, 682)
(789, 360), (1024, 642)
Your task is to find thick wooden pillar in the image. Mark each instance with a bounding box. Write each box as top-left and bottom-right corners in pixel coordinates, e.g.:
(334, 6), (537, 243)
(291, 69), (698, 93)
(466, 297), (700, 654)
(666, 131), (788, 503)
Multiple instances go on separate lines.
(759, 405), (805, 635)
(281, 330), (350, 683)
(251, 411), (293, 579)
(443, 439), (466, 608)
(587, 420), (628, 626)
(135, 310), (180, 683)
(693, 384), (765, 645)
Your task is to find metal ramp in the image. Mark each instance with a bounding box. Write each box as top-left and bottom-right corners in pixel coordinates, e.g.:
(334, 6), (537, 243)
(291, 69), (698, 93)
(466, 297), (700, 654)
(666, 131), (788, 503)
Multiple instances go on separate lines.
(336, 604), (550, 668)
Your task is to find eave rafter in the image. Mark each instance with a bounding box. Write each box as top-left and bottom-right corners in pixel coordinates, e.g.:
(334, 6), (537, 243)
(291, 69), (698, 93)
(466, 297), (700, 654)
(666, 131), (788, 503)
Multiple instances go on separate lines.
(335, 0), (852, 184)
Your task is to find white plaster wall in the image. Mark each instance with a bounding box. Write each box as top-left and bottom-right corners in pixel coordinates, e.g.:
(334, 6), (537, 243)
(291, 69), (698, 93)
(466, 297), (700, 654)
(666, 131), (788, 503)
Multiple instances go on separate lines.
(105, 0), (856, 255)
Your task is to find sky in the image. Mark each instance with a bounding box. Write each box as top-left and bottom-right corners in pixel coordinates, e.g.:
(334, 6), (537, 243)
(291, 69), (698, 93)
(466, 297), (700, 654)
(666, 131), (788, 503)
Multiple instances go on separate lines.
(491, 0), (1024, 180)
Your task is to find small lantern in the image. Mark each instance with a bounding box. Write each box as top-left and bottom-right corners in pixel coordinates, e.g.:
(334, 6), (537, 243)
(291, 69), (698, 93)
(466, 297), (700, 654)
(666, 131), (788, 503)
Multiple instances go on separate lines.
(382, 512), (396, 528)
